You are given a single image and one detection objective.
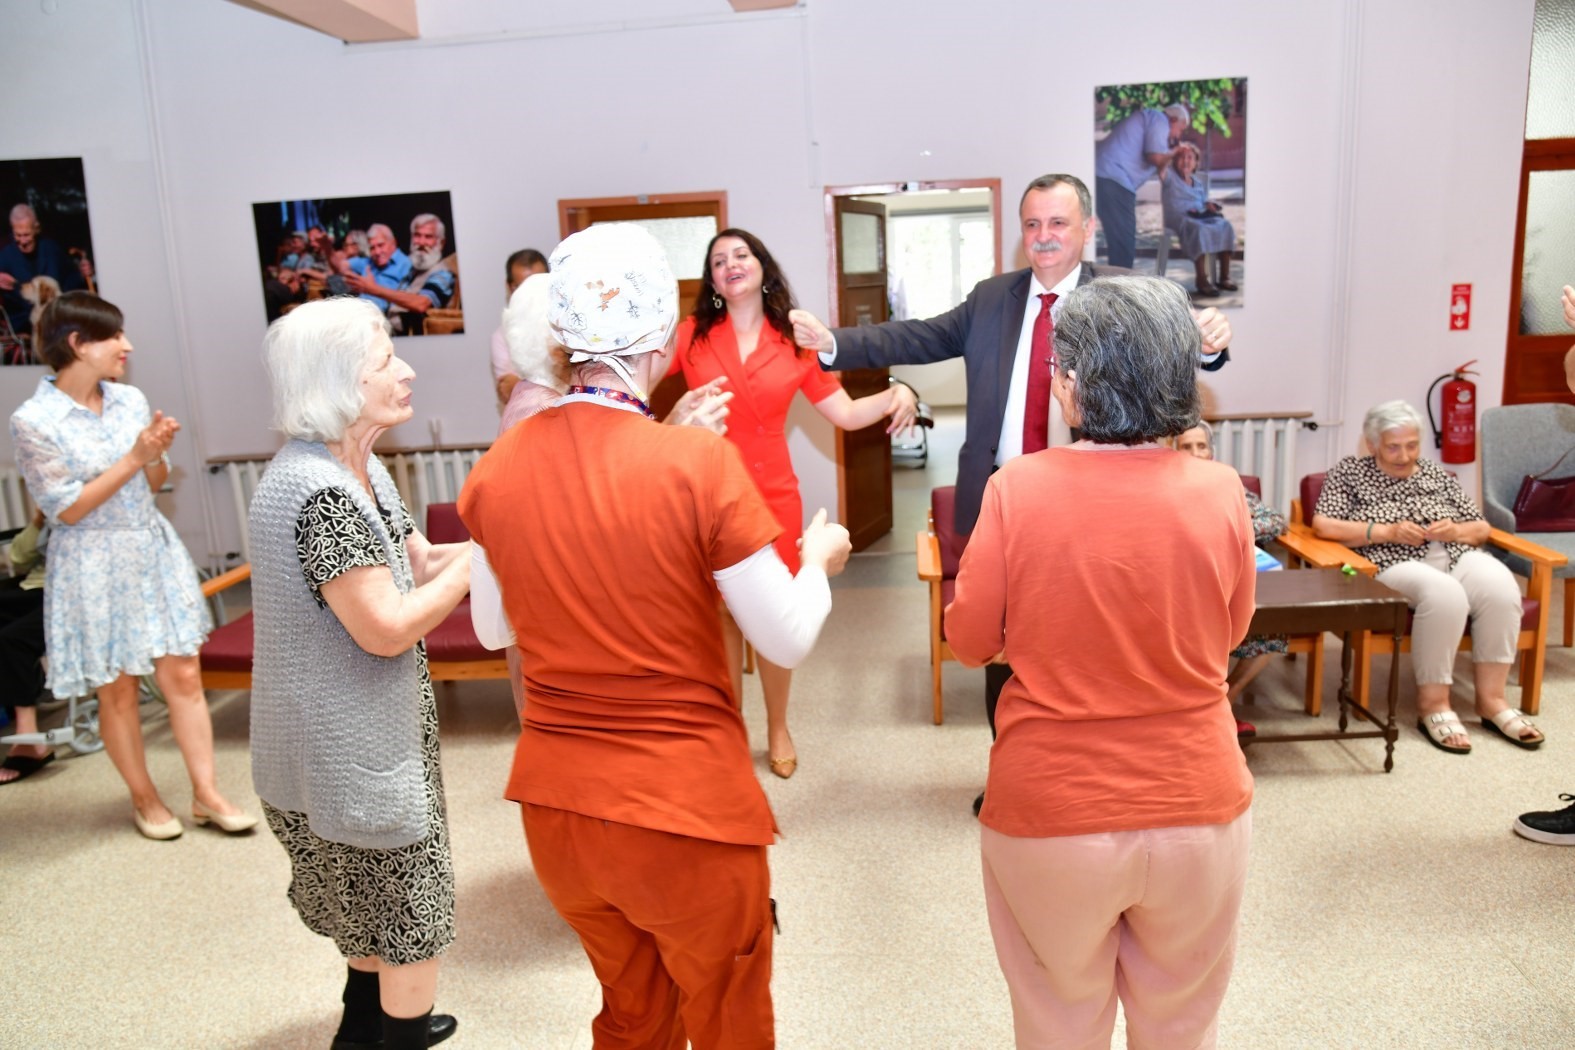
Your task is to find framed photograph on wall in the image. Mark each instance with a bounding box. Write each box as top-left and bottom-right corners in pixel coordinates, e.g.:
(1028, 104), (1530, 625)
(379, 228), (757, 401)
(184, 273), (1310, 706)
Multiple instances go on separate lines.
(0, 157), (97, 365)
(251, 190), (464, 336)
(1093, 78), (1247, 307)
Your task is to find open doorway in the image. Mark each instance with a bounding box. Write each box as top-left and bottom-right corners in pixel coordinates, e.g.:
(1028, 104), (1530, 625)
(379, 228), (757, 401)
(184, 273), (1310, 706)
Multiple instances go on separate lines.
(837, 186), (999, 407)
(822, 179), (1001, 553)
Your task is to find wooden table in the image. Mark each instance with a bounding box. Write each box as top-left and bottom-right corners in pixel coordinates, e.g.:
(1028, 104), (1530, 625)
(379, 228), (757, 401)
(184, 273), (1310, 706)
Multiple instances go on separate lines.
(1243, 568), (1409, 771)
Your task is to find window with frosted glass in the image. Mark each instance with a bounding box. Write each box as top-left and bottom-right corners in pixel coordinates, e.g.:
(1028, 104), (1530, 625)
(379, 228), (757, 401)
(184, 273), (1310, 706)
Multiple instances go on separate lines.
(591, 216), (716, 280)
(1520, 169), (1575, 334)
(1526, 0), (1575, 139)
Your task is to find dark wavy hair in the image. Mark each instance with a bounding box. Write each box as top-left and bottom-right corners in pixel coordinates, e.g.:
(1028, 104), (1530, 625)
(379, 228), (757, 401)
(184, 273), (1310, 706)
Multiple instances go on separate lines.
(689, 228), (803, 358)
(35, 291), (125, 372)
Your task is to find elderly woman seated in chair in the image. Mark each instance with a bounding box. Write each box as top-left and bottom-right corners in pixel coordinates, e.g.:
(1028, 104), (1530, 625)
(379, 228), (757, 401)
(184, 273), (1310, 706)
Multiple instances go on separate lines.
(1312, 400), (1544, 754)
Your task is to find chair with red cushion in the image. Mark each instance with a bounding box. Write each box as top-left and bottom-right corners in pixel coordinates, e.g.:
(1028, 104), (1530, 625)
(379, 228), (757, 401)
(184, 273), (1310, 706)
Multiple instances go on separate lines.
(422, 503), (507, 681)
(197, 502), (510, 690)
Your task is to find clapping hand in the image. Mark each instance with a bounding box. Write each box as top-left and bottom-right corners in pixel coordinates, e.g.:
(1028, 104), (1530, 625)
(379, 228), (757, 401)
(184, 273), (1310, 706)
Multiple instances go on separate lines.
(1422, 520), (1461, 543)
(133, 410), (180, 465)
(666, 378), (733, 434)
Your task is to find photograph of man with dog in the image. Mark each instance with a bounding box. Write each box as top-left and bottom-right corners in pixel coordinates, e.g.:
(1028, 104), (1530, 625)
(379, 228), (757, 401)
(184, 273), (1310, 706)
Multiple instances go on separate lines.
(0, 157), (97, 365)
(251, 190), (464, 336)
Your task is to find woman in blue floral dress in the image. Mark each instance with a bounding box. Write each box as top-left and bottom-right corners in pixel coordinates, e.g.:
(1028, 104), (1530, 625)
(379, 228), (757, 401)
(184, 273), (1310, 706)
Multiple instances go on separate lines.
(10, 292), (255, 840)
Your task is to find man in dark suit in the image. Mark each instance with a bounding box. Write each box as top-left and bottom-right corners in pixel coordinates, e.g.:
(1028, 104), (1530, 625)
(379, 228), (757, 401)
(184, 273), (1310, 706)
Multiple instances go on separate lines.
(789, 174), (1233, 809)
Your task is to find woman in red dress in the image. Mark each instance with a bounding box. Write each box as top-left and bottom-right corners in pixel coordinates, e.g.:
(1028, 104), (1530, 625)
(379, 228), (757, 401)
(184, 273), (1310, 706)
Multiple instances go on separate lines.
(672, 228), (917, 777)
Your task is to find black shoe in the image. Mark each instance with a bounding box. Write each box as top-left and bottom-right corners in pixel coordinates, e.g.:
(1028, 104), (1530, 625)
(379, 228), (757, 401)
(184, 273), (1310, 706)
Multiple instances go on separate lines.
(1513, 794), (1575, 846)
(331, 1013), (457, 1049)
(972, 791), (985, 818)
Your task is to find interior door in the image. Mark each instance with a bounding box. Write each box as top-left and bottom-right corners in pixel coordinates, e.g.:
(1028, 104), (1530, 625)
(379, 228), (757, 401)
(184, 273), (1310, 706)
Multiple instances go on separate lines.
(832, 197), (894, 551)
(559, 193), (727, 418)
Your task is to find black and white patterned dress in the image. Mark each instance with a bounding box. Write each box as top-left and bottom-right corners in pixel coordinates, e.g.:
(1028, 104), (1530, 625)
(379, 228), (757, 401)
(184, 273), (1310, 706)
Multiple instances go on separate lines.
(1312, 456), (1483, 573)
(261, 487), (455, 966)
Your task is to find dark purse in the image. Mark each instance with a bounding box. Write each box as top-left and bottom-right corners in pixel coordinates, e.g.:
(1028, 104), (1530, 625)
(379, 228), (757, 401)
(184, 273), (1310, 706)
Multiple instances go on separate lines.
(1513, 447), (1575, 531)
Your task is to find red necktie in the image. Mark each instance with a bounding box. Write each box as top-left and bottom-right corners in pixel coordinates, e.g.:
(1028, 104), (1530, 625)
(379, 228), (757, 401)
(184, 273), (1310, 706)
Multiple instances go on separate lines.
(1022, 292), (1057, 454)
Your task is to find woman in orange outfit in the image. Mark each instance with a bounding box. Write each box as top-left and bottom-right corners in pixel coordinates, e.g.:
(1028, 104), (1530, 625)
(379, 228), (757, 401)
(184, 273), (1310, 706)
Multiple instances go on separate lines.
(672, 228), (917, 777)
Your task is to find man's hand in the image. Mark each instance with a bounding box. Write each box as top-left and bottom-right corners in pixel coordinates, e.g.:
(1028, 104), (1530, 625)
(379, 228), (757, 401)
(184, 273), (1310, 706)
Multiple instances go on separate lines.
(788, 309), (835, 355)
(1194, 306), (1231, 354)
(0, 273), (15, 292)
(797, 507), (851, 578)
(76, 256), (94, 281)
(343, 271), (378, 296)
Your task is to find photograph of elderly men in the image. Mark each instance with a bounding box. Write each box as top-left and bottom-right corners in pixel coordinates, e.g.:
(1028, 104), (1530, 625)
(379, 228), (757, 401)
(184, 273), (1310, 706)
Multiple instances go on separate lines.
(0, 156), (97, 365)
(251, 190), (463, 335)
(1094, 78), (1247, 307)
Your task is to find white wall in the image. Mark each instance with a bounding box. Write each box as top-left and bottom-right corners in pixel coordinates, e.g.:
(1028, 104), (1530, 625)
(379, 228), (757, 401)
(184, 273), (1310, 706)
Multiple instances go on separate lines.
(0, 0), (1537, 562)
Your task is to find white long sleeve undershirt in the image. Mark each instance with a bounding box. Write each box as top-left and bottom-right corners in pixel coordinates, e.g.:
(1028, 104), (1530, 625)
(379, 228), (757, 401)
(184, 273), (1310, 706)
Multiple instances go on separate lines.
(469, 542), (832, 668)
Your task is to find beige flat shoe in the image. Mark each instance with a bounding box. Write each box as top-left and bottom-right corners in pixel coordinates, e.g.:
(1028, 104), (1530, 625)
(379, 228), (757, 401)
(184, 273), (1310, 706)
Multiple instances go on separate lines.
(192, 799), (259, 834)
(768, 756), (798, 780)
(133, 807), (183, 840)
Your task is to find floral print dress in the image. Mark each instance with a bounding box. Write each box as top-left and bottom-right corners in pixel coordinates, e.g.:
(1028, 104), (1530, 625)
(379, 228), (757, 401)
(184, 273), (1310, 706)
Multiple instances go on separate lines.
(9, 377), (210, 699)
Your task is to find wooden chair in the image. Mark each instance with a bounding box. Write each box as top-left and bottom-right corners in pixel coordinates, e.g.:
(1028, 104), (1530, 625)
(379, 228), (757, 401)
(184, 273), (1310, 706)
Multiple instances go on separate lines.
(1287, 472), (1566, 715)
(1241, 475), (1333, 716)
(197, 502), (509, 690)
(915, 486), (963, 725)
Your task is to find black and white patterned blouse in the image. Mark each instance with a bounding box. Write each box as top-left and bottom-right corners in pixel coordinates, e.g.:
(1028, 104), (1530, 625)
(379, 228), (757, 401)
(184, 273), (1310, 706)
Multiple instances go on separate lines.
(1312, 455), (1483, 573)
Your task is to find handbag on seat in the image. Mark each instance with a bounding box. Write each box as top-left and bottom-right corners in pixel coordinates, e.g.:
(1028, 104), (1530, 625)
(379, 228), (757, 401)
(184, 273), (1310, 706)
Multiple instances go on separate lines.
(1513, 447), (1575, 531)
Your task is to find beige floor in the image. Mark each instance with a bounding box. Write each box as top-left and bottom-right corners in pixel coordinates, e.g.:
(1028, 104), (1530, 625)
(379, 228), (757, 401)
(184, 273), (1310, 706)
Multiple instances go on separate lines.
(4, 410), (1573, 1048)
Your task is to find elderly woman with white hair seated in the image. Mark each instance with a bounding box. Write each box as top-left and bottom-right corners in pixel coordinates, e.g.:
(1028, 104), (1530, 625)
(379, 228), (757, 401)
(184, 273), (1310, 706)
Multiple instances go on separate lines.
(460, 223), (850, 1045)
(250, 297), (471, 1050)
(1312, 399), (1543, 754)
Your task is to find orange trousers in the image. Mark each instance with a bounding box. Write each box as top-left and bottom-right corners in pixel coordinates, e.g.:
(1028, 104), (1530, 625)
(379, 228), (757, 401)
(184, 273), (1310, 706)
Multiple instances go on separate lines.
(522, 805), (775, 1049)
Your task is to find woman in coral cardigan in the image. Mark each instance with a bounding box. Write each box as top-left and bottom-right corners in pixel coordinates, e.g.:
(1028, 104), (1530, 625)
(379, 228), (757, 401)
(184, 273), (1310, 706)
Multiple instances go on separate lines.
(947, 276), (1255, 1049)
(672, 228), (917, 777)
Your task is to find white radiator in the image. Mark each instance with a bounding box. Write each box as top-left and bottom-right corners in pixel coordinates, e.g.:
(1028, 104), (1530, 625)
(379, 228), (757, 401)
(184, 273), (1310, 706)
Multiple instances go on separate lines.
(1204, 413), (1313, 518)
(213, 448), (487, 561)
(0, 468), (34, 532)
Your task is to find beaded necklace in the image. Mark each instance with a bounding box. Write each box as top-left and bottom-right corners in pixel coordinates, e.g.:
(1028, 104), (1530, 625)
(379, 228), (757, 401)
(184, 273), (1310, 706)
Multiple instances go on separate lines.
(568, 385), (656, 420)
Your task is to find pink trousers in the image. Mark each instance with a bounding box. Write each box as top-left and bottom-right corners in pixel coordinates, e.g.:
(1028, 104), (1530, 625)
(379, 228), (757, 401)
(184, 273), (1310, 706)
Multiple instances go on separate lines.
(981, 810), (1251, 1050)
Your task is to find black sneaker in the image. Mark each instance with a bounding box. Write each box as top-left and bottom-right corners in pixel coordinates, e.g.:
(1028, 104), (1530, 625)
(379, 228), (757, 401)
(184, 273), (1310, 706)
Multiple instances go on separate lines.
(1513, 794), (1575, 846)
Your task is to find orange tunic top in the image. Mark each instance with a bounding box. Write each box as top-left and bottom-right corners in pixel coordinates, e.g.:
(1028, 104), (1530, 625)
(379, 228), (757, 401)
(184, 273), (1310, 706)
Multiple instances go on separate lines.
(671, 315), (842, 572)
(945, 447), (1257, 839)
(458, 399), (783, 846)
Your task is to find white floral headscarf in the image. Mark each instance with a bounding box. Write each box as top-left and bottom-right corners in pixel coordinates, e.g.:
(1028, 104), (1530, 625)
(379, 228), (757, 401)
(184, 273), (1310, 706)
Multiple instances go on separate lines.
(547, 224), (677, 392)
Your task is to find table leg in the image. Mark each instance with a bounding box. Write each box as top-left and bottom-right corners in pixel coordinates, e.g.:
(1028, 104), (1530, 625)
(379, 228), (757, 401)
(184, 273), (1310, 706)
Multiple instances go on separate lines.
(1337, 630), (1352, 732)
(1383, 622), (1403, 773)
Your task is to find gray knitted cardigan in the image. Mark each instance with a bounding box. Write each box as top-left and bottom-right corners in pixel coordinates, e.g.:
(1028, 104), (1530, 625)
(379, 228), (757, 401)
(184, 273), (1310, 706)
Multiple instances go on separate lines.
(248, 439), (427, 849)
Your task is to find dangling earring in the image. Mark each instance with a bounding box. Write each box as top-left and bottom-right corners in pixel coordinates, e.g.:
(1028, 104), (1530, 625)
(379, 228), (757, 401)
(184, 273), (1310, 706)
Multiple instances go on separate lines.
(712, 294), (723, 310)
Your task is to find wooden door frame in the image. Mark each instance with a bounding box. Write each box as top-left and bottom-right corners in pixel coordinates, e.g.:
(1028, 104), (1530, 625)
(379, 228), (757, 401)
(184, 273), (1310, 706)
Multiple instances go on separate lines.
(821, 178), (1003, 325)
(1505, 141), (1575, 405)
(558, 191), (728, 238)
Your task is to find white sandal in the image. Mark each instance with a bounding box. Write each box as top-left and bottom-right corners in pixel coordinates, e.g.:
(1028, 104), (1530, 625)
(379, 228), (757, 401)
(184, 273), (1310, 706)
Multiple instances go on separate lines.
(1418, 710), (1471, 754)
(1482, 708), (1544, 751)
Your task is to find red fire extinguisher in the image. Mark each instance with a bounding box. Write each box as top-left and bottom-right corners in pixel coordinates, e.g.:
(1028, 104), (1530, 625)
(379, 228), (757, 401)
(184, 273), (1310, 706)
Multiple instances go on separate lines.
(1426, 360), (1478, 464)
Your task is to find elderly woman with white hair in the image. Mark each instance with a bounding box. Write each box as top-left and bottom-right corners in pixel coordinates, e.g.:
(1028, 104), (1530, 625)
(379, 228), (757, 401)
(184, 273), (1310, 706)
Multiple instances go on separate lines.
(1313, 400), (1543, 754)
(460, 223), (850, 1046)
(250, 297), (470, 1050)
